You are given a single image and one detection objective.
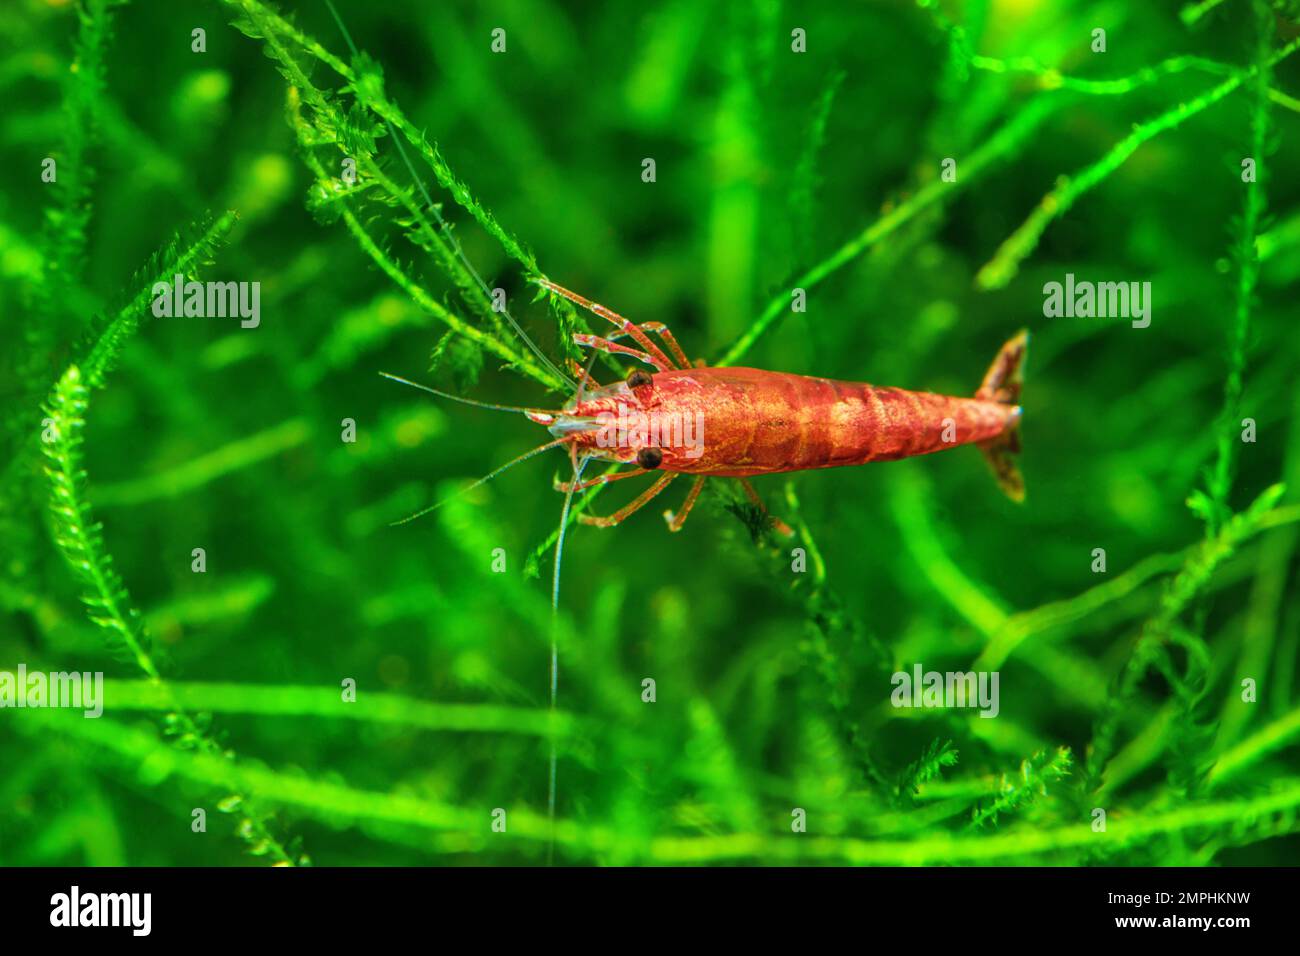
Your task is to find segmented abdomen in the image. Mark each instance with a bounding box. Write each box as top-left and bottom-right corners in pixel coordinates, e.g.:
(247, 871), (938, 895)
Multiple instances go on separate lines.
(653, 367), (1016, 477)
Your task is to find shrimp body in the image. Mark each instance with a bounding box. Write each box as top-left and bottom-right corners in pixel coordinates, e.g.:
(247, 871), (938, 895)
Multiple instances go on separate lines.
(566, 366), (1021, 478)
(519, 279), (1025, 531)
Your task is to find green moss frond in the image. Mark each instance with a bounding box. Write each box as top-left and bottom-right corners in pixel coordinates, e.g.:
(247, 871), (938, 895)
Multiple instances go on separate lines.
(969, 747), (1072, 829)
(898, 738), (959, 798)
(41, 364), (158, 677)
(33, 0), (121, 329)
(77, 211), (238, 391)
(226, 0), (569, 390)
(1086, 483), (1287, 790)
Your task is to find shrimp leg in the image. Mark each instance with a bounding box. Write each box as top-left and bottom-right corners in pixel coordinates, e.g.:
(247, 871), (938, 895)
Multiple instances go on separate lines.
(738, 478), (794, 538)
(539, 278), (682, 370)
(579, 472), (678, 527)
(567, 358), (605, 392)
(663, 476), (707, 532)
(553, 468), (648, 493)
(573, 333), (664, 370)
(602, 323), (691, 370)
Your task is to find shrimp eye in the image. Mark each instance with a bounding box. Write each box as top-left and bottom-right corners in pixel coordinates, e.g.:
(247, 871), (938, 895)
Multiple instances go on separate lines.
(636, 447), (663, 469)
(627, 369), (653, 389)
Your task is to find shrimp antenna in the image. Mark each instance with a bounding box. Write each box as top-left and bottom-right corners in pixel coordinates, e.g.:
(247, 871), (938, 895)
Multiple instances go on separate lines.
(551, 448), (589, 613)
(325, 0), (576, 393)
(389, 436), (569, 527)
(548, 449), (590, 864)
(379, 372), (559, 417)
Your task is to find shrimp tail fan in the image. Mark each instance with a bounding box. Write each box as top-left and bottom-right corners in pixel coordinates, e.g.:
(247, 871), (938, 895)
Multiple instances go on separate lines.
(975, 329), (1028, 503)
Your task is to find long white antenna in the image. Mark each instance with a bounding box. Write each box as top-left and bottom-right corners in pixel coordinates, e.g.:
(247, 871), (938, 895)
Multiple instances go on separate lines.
(378, 371), (558, 416)
(548, 452), (588, 864)
(389, 436), (568, 527)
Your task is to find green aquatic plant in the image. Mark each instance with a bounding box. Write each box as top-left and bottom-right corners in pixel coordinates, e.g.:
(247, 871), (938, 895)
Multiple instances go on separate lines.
(41, 363), (300, 864)
(1, 0), (1299, 867)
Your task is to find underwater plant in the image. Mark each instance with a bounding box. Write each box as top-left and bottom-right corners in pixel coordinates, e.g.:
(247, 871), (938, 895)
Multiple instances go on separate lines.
(0, 0), (1298, 870)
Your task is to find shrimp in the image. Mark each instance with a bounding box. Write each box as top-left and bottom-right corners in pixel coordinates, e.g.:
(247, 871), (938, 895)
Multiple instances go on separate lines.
(521, 278), (1028, 534)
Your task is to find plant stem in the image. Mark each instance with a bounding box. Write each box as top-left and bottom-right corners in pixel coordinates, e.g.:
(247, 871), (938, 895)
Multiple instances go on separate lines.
(718, 95), (1060, 366)
(977, 37), (1300, 290)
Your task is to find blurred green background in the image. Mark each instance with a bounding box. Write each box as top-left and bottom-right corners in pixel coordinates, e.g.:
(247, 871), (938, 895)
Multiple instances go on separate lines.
(1, 0), (1299, 865)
